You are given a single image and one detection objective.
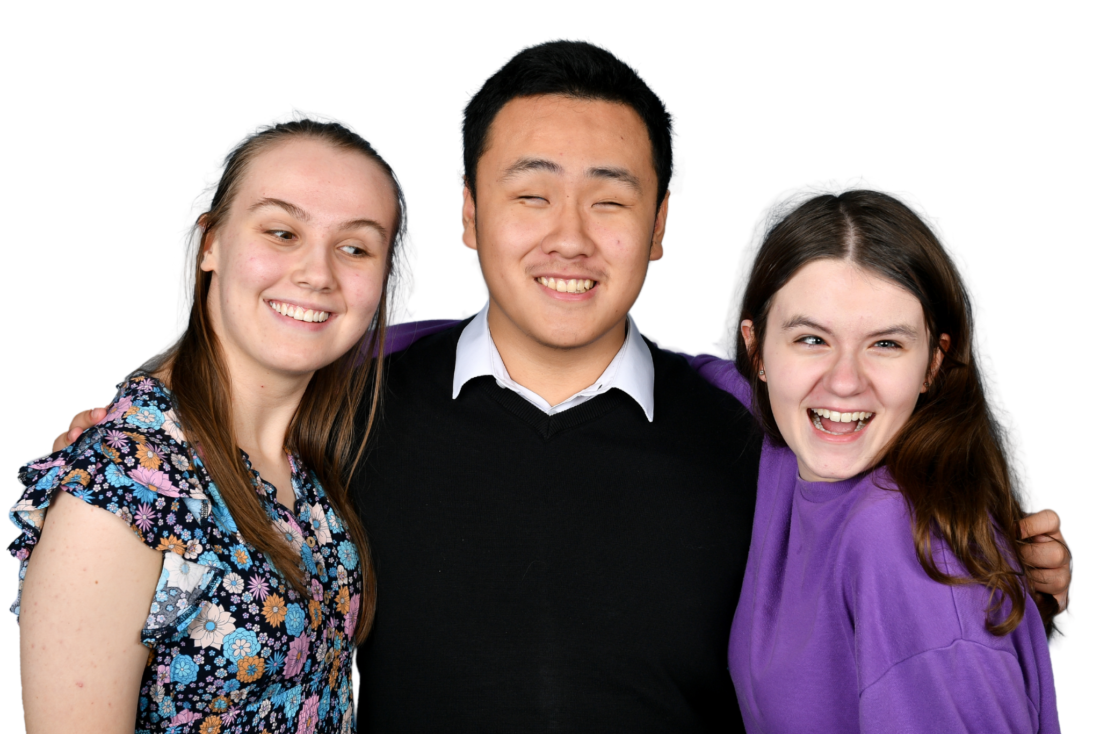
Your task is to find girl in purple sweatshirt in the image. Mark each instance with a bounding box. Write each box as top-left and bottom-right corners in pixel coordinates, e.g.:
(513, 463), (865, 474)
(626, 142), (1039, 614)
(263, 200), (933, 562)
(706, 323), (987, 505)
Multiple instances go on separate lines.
(705, 190), (1059, 733)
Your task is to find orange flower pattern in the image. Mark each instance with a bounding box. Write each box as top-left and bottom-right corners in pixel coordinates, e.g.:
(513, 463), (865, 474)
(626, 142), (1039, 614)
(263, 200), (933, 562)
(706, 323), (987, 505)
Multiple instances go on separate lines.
(9, 375), (362, 732)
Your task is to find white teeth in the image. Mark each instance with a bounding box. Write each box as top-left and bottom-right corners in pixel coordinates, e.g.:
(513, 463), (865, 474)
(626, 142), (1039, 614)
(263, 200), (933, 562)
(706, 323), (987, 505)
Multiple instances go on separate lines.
(268, 301), (329, 324)
(811, 408), (874, 422)
(539, 277), (594, 293)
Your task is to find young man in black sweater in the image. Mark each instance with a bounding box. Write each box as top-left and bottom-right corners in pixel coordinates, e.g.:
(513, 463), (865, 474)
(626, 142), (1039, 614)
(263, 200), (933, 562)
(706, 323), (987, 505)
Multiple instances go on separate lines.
(47, 39), (1073, 734)
(353, 41), (760, 732)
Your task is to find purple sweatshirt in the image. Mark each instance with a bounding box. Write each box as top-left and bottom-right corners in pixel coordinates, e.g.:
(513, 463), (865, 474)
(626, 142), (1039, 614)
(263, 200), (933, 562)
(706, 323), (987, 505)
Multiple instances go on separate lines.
(690, 354), (1060, 734)
(385, 322), (1059, 732)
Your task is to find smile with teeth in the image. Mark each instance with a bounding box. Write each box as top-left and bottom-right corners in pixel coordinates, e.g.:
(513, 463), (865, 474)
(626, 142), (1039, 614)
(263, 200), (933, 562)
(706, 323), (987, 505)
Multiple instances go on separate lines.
(809, 407), (875, 435)
(538, 276), (595, 294)
(267, 300), (330, 323)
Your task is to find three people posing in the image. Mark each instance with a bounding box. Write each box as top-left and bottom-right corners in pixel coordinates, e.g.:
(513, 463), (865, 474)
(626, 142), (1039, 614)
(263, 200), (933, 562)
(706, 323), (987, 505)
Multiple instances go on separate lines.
(16, 41), (1070, 732)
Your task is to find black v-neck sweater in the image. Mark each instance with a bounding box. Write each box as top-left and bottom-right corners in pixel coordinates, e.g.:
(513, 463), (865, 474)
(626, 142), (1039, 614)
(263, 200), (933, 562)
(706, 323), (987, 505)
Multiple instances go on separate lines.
(352, 321), (761, 732)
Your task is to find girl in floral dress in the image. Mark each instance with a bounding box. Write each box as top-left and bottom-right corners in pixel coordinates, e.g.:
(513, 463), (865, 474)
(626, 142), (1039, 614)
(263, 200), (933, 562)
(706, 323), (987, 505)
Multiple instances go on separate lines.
(10, 119), (406, 733)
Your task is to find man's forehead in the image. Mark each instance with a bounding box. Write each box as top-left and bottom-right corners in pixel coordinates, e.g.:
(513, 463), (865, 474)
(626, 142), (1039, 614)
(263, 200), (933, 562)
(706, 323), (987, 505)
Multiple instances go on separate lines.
(482, 94), (655, 175)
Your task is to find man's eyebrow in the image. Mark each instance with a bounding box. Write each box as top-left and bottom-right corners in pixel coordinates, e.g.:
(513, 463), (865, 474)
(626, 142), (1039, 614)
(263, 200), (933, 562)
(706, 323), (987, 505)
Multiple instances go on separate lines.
(248, 197), (310, 220)
(587, 166), (641, 193)
(500, 158), (563, 181)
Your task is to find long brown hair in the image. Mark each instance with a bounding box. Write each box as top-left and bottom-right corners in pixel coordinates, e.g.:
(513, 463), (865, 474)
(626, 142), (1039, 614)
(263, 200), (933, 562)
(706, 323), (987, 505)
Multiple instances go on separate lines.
(145, 119), (405, 643)
(736, 190), (1058, 635)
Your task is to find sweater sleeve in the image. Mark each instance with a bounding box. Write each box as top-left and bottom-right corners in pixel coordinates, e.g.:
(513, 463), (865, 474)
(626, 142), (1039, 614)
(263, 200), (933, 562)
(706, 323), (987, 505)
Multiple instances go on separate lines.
(384, 319), (461, 354)
(859, 640), (1042, 734)
(684, 353), (753, 410)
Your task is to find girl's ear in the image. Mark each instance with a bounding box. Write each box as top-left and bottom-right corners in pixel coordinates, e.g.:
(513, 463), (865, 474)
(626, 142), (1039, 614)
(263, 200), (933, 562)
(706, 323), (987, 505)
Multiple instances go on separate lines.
(741, 320), (763, 381)
(198, 215), (217, 273)
(923, 333), (951, 391)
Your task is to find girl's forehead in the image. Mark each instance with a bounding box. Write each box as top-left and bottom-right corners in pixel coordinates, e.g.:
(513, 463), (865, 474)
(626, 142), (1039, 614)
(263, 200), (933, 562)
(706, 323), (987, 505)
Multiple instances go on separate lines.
(771, 260), (926, 335)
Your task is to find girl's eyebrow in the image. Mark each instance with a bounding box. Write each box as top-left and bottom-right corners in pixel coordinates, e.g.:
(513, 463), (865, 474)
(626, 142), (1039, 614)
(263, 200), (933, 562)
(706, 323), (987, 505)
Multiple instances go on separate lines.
(782, 315), (920, 340)
(249, 197), (388, 239)
(249, 197), (309, 220)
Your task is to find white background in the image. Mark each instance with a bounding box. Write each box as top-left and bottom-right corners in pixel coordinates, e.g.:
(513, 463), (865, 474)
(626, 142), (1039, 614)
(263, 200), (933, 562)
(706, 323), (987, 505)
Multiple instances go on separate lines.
(2, 1), (1096, 730)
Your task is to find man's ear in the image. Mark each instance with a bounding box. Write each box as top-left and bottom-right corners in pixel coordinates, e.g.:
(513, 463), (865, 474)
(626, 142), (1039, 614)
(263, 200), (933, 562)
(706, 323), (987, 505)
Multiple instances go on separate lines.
(740, 319), (762, 381)
(462, 183), (478, 251)
(649, 191), (669, 262)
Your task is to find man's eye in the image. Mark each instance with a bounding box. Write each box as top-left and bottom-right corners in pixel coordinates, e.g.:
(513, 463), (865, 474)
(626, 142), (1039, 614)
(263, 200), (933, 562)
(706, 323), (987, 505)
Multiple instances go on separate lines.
(594, 200), (624, 208)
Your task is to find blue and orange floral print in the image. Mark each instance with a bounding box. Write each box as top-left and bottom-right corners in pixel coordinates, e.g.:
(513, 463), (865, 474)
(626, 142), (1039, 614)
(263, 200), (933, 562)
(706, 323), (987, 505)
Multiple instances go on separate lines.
(10, 375), (362, 733)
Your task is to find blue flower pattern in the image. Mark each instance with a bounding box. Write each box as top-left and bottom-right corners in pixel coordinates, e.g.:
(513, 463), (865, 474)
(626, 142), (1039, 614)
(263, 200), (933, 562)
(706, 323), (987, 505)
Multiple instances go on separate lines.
(8, 375), (363, 733)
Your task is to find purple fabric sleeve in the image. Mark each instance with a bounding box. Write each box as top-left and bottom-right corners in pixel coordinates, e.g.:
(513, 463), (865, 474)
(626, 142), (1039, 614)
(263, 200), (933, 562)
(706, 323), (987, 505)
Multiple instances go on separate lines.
(383, 319), (460, 355)
(859, 641), (1041, 732)
(683, 353), (752, 409)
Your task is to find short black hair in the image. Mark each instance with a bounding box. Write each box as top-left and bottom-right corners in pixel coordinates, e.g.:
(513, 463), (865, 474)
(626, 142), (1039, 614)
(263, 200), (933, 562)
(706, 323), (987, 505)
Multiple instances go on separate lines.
(463, 40), (673, 205)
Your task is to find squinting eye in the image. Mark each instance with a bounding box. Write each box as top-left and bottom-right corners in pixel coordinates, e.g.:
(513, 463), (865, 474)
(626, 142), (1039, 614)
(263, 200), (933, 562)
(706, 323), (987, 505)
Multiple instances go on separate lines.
(796, 335), (826, 346)
(874, 340), (902, 349)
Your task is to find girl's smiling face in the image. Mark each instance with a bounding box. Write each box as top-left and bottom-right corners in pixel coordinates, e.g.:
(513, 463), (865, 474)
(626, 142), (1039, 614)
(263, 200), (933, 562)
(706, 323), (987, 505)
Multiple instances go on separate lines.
(745, 259), (943, 482)
(200, 138), (396, 383)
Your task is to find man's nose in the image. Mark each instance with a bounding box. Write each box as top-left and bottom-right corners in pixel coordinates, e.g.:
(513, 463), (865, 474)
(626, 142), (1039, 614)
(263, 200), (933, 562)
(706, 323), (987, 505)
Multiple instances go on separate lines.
(541, 198), (596, 258)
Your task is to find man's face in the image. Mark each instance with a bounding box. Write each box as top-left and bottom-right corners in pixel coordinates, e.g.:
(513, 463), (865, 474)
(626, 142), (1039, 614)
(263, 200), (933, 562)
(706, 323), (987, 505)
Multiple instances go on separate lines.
(463, 95), (667, 352)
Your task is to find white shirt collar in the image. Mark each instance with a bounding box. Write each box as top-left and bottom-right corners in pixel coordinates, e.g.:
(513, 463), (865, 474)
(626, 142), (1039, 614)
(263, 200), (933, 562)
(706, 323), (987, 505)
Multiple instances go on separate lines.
(452, 303), (655, 422)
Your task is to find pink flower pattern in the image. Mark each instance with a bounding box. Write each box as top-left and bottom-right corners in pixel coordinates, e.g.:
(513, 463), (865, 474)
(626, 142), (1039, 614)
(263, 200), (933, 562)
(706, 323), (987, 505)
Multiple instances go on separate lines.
(8, 375), (362, 733)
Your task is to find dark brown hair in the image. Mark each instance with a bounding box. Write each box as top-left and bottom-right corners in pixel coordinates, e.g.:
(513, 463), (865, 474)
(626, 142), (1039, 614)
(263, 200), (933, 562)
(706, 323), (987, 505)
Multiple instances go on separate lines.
(146, 119), (405, 643)
(736, 190), (1058, 635)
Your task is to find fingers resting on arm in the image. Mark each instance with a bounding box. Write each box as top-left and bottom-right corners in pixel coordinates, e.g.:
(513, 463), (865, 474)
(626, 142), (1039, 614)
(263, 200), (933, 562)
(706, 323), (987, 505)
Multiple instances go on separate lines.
(51, 407), (108, 452)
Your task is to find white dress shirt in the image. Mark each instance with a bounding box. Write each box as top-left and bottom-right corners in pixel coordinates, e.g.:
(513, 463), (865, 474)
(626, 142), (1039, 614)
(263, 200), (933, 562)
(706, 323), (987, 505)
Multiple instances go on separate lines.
(452, 303), (655, 422)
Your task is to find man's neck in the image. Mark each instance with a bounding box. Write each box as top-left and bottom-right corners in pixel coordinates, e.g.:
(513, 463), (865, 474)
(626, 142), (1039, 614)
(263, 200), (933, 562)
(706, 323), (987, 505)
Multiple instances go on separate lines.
(486, 303), (628, 407)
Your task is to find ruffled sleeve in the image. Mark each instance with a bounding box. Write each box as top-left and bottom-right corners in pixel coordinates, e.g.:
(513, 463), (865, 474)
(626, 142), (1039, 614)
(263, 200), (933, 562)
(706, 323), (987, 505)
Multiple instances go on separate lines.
(8, 375), (220, 646)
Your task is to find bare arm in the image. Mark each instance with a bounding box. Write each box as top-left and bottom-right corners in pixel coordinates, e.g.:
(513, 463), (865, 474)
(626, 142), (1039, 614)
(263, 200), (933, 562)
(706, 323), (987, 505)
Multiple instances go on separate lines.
(20, 491), (162, 733)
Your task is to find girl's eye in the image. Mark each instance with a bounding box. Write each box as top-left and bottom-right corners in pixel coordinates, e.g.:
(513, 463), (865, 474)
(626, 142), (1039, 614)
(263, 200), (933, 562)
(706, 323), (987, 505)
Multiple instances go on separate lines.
(873, 340), (902, 349)
(796, 335), (826, 346)
(269, 230), (295, 241)
(339, 244), (368, 257)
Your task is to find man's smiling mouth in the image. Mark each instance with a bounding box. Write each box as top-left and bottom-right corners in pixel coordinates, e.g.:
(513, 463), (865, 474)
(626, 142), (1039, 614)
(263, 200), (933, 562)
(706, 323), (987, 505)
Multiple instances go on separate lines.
(538, 276), (595, 294)
(808, 408), (875, 435)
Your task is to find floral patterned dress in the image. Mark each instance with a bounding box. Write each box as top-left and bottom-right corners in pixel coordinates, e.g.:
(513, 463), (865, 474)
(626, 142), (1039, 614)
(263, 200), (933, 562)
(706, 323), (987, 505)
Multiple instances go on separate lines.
(9, 375), (363, 733)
